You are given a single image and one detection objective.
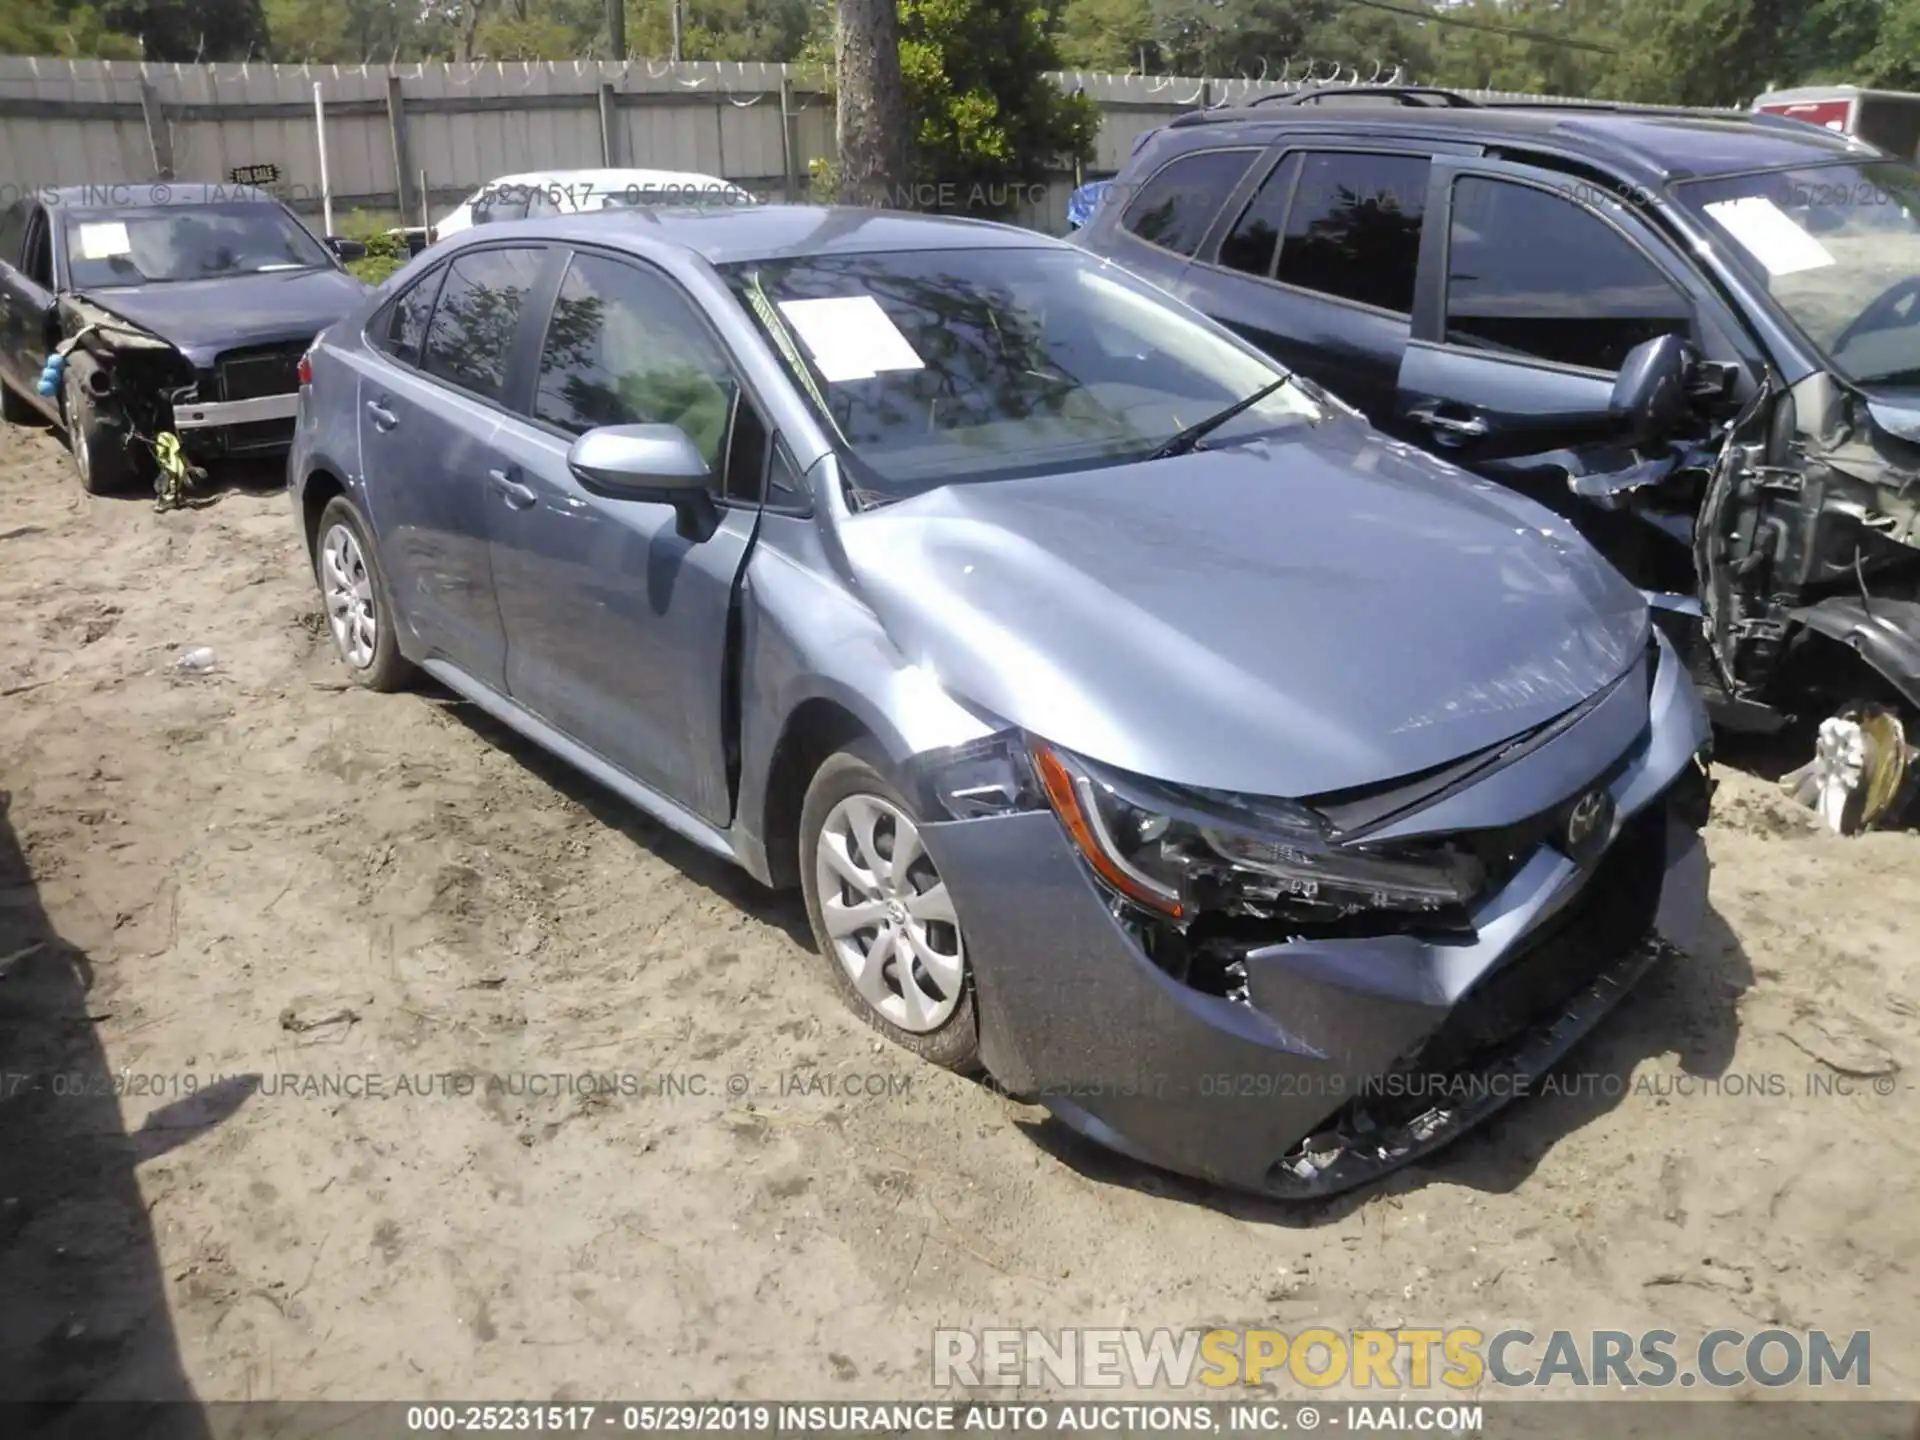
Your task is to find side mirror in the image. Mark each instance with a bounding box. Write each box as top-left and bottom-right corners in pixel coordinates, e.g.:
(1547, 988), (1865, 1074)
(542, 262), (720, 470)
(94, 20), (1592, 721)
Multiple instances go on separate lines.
(327, 236), (368, 262)
(1609, 334), (1695, 444)
(566, 424), (718, 541)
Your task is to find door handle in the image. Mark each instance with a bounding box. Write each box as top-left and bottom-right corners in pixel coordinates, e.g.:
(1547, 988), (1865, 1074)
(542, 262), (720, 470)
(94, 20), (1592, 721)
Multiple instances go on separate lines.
(1407, 405), (1489, 439)
(365, 399), (398, 431)
(488, 468), (537, 509)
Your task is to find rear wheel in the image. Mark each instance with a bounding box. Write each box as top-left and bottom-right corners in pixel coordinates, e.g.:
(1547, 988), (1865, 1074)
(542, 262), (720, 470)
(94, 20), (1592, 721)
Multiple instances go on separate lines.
(799, 739), (979, 1072)
(313, 496), (413, 692)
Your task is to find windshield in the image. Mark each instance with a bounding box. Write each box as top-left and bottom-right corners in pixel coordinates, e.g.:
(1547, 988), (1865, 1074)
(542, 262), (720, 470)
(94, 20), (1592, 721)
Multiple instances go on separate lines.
(1679, 160), (1920, 386)
(62, 203), (331, 288)
(722, 245), (1321, 497)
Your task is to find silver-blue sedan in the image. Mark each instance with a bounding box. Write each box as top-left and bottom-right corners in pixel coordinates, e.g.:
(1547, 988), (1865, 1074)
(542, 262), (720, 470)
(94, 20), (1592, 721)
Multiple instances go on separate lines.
(287, 204), (1714, 1197)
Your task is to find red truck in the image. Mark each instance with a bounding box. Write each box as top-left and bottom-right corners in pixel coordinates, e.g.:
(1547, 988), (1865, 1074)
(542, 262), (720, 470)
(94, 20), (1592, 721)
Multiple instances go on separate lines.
(1753, 85), (1920, 159)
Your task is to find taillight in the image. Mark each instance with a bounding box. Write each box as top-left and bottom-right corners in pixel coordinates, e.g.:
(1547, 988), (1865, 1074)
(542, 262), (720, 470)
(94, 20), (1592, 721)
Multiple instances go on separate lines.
(297, 351), (313, 386)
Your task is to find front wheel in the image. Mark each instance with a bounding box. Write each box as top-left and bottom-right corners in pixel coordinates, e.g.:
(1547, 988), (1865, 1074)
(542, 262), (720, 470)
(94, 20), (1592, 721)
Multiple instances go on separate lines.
(799, 740), (979, 1072)
(63, 368), (145, 495)
(1780, 703), (1913, 834)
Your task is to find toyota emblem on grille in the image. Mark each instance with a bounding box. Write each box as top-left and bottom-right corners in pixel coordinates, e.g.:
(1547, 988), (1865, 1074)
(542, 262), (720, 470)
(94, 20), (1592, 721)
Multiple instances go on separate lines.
(1563, 789), (1613, 856)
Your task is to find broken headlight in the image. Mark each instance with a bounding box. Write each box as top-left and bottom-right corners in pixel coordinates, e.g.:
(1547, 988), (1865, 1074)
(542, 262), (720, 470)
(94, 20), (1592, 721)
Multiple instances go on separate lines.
(916, 732), (1486, 927)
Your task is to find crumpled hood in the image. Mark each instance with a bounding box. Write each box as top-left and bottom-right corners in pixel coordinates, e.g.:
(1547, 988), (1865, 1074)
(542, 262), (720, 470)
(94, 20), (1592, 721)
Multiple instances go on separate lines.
(79, 267), (368, 364)
(840, 418), (1649, 799)
(1861, 382), (1920, 447)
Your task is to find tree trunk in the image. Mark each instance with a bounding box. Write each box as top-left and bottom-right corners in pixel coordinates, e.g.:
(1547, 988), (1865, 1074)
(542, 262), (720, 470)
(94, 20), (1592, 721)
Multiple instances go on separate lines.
(834, 0), (911, 208)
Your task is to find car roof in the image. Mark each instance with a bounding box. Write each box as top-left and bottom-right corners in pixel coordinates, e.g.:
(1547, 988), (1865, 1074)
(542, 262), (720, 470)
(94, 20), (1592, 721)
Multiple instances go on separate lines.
(39, 182), (279, 209)
(1163, 96), (1878, 184)
(484, 168), (741, 190)
(467, 204), (1069, 264)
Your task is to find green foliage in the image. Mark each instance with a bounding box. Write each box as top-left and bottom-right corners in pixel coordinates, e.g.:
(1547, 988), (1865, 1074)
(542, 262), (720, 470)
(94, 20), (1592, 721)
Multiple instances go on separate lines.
(99, 0), (271, 60)
(3, 0), (1919, 142)
(335, 209), (408, 286)
(898, 0), (1096, 214)
(0, 0), (141, 57)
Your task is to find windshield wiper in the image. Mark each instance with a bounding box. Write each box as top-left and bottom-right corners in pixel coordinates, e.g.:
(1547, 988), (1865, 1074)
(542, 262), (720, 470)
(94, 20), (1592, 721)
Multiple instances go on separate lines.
(1148, 375), (1295, 459)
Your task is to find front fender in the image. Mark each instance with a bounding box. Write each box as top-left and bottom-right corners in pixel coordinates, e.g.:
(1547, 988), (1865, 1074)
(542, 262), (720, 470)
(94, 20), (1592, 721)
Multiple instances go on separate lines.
(733, 524), (1000, 884)
(1788, 596), (1920, 710)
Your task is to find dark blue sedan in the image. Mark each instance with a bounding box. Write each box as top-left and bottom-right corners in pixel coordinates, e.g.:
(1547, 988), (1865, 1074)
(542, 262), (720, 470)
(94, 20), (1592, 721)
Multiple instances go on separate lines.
(0, 183), (368, 494)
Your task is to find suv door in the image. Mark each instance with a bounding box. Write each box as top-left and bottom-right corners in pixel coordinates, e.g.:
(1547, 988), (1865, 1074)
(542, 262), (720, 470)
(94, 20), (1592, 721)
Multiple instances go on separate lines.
(482, 246), (767, 826)
(1395, 162), (1716, 468)
(1182, 146), (1434, 422)
(358, 243), (550, 690)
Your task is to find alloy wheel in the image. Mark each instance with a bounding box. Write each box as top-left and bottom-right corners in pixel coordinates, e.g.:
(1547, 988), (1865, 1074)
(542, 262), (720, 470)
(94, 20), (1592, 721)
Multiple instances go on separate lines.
(320, 522), (379, 669)
(1781, 705), (1911, 835)
(813, 793), (965, 1034)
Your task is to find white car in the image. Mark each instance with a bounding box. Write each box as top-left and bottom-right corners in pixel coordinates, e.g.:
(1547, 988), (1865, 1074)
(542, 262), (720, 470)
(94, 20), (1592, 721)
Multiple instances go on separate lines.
(432, 168), (757, 241)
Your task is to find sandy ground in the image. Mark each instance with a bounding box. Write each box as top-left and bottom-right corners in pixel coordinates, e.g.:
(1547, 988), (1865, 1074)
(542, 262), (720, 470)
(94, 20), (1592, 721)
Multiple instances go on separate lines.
(0, 419), (1916, 1421)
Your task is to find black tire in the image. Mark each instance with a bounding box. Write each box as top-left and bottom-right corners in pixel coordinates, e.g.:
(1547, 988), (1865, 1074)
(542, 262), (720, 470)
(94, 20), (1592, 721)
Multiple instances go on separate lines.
(1, 376), (41, 426)
(799, 738), (980, 1072)
(62, 367), (146, 496)
(312, 496), (414, 693)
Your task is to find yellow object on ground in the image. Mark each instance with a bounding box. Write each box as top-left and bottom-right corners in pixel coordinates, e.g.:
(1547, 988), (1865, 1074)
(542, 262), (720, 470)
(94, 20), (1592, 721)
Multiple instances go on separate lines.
(154, 430), (191, 511)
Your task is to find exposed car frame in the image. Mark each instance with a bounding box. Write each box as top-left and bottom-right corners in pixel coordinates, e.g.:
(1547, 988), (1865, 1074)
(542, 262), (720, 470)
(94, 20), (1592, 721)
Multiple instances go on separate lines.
(1074, 86), (1920, 833)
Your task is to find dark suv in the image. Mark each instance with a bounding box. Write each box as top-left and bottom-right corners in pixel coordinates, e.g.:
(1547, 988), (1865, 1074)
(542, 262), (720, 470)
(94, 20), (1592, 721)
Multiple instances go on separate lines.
(1076, 87), (1920, 833)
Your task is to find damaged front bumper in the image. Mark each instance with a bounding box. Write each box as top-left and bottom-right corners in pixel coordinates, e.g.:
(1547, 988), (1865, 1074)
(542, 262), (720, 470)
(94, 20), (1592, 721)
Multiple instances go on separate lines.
(57, 295), (304, 460)
(919, 633), (1713, 1198)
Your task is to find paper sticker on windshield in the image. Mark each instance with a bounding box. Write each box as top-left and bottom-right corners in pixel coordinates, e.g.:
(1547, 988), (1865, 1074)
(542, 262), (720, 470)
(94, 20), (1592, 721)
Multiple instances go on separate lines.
(1704, 196), (1835, 275)
(776, 296), (925, 383)
(75, 221), (132, 259)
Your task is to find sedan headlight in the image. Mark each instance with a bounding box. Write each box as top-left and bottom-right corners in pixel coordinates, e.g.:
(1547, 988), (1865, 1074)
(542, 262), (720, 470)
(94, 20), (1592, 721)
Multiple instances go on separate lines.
(917, 732), (1486, 928)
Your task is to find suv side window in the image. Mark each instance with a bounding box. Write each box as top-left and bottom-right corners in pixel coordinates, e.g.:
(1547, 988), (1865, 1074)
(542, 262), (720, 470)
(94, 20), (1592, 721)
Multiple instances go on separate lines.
(533, 251), (741, 481)
(1445, 176), (1694, 372)
(1275, 152), (1429, 314)
(0, 202), (25, 268)
(1120, 149), (1258, 258)
(376, 264), (446, 368)
(1218, 153), (1302, 277)
(420, 246), (546, 403)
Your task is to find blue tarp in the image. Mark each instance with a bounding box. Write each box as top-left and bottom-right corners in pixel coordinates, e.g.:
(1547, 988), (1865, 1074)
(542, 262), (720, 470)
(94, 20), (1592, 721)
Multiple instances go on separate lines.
(1066, 179), (1113, 230)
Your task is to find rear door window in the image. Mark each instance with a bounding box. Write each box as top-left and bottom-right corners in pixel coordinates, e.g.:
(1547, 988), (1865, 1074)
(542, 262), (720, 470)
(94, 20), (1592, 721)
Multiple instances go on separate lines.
(420, 246), (546, 403)
(1120, 149), (1258, 258)
(1274, 152), (1429, 314)
(1445, 176), (1694, 372)
(1217, 154), (1302, 277)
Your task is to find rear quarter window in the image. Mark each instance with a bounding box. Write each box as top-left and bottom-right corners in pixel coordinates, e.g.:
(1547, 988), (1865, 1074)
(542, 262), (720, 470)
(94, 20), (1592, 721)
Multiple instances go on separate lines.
(1120, 149), (1259, 258)
(374, 264), (446, 368)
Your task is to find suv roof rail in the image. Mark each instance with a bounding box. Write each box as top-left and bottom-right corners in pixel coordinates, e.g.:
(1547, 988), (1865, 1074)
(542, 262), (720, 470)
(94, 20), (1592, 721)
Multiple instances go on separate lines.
(1480, 97), (1744, 117)
(1248, 85), (1483, 109)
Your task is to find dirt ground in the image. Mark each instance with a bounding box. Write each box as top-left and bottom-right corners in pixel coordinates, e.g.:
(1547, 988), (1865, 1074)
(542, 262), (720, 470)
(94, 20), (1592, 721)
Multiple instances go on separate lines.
(0, 419), (1916, 1418)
